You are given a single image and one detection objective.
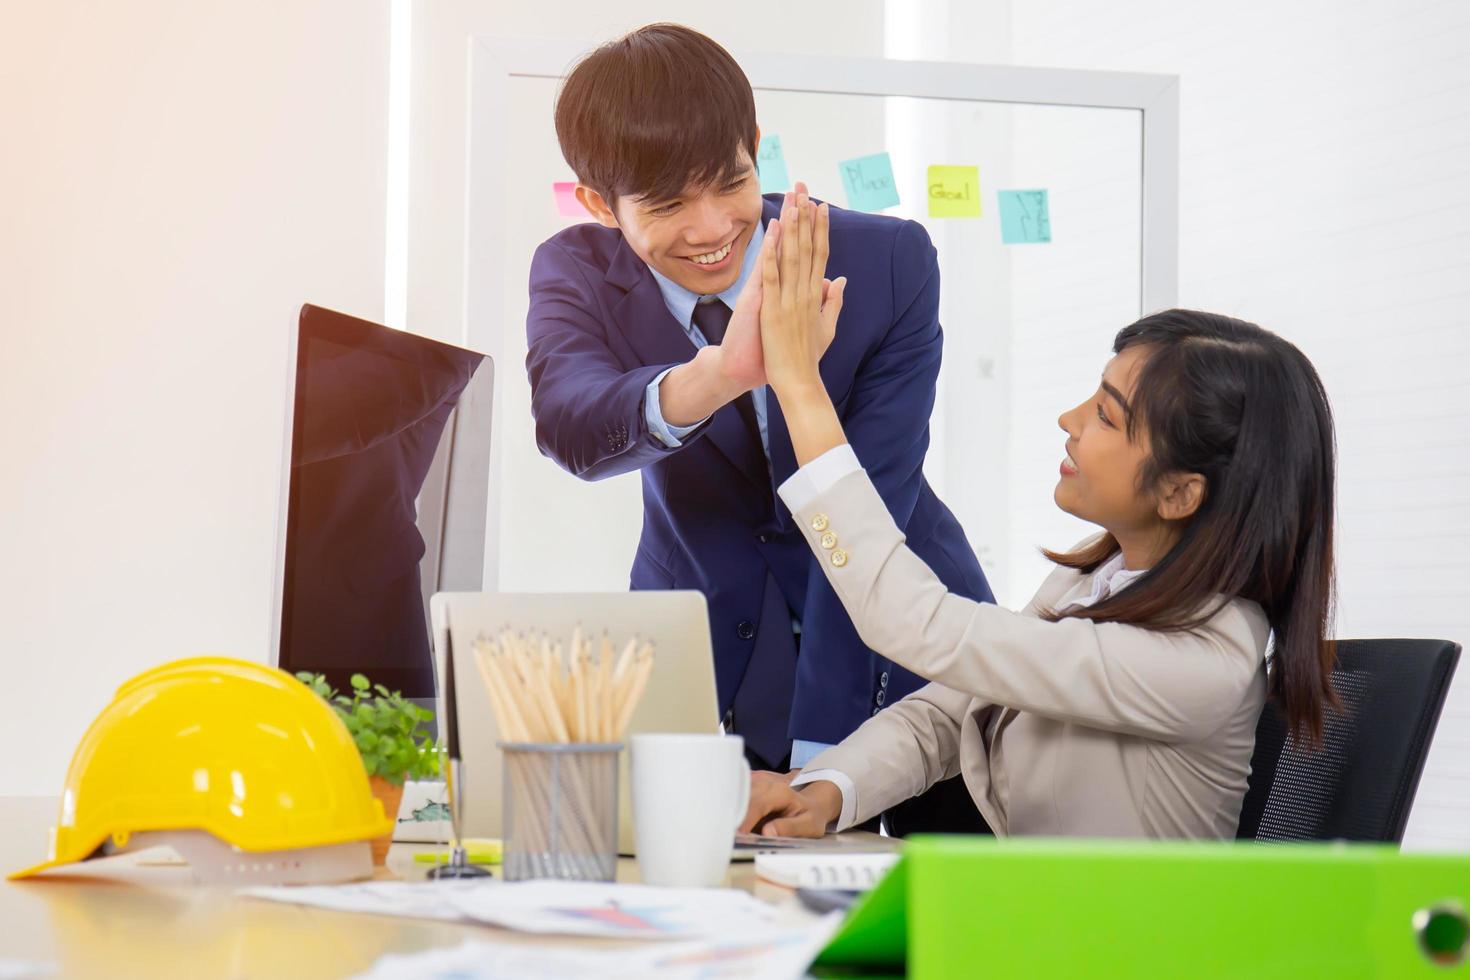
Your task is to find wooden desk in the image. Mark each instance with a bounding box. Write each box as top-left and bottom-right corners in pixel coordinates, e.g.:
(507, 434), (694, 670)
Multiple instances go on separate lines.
(0, 797), (884, 978)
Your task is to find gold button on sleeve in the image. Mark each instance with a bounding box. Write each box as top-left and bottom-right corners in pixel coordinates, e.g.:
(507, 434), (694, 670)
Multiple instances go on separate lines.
(810, 513), (830, 533)
(819, 531), (838, 550)
(831, 549), (849, 568)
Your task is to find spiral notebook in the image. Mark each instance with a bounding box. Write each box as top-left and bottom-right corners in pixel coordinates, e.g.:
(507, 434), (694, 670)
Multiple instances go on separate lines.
(754, 851), (900, 890)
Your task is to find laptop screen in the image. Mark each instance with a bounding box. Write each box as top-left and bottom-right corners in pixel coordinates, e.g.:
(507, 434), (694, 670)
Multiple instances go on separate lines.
(276, 304), (493, 698)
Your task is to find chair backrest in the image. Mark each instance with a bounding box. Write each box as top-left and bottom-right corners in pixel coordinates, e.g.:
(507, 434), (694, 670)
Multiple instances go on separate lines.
(1237, 638), (1461, 843)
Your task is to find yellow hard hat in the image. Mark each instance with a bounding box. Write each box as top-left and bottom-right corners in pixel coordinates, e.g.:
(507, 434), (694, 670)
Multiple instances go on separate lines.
(11, 656), (394, 879)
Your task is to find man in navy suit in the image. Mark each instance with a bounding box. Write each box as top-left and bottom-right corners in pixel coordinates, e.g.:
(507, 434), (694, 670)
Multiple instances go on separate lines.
(525, 24), (994, 832)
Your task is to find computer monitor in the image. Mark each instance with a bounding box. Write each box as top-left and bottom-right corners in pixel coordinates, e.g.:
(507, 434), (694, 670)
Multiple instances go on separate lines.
(270, 303), (495, 704)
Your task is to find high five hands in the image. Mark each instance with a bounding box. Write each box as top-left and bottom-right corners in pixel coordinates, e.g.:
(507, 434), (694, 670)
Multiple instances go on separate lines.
(721, 182), (847, 397)
(748, 183), (853, 466)
(760, 185), (847, 401)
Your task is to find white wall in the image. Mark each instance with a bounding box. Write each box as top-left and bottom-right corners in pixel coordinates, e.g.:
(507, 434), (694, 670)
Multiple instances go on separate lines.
(0, 1), (388, 794)
(1004, 0), (1470, 849)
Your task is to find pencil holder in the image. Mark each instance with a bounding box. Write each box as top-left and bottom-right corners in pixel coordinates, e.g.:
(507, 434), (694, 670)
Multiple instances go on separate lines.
(499, 742), (621, 882)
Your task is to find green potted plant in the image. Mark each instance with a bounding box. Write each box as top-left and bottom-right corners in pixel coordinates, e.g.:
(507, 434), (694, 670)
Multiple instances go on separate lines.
(296, 671), (440, 865)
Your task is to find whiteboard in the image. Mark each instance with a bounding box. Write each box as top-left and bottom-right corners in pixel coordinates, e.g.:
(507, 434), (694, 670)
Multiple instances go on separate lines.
(466, 41), (1175, 606)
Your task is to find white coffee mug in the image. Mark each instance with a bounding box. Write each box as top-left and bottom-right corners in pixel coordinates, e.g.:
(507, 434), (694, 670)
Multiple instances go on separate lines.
(630, 733), (751, 888)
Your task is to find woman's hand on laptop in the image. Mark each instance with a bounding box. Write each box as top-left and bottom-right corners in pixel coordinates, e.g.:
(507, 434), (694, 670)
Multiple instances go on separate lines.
(740, 770), (842, 838)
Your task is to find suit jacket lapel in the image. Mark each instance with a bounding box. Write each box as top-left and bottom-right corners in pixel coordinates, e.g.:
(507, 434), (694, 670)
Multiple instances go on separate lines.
(605, 235), (768, 497)
(765, 394), (798, 531)
(607, 239), (697, 367)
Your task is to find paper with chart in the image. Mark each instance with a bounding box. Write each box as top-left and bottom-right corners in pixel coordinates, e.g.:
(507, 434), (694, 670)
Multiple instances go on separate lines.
(352, 917), (843, 980)
(444, 880), (801, 940)
(246, 879), (815, 941)
(243, 880), (474, 922)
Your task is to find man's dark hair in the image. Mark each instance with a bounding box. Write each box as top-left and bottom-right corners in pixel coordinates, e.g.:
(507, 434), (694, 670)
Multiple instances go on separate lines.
(554, 23), (759, 210)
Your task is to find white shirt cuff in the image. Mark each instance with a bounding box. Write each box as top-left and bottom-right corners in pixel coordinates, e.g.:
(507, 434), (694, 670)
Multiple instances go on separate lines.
(776, 443), (862, 513)
(790, 768), (858, 832)
(644, 367), (708, 448)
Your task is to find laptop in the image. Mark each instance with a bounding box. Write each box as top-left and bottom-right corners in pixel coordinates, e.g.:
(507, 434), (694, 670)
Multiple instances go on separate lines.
(429, 591), (722, 855)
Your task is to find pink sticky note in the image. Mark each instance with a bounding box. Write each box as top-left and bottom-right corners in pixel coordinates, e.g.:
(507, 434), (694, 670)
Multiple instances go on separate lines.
(553, 182), (592, 219)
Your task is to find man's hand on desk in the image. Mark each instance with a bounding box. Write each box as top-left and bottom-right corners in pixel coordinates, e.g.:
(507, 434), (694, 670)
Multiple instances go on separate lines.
(740, 770), (841, 838)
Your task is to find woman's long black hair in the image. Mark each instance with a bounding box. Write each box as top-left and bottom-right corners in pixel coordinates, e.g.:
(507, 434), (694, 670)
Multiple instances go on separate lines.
(1045, 309), (1338, 743)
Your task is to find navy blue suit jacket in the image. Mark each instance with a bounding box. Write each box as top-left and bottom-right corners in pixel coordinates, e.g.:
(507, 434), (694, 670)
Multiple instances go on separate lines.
(525, 193), (994, 746)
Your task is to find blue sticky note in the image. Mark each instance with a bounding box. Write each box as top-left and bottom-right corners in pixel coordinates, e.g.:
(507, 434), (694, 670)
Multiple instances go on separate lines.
(998, 189), (1052, 244)
(757, 134), (791, 194)
(839, 152), (900, 212)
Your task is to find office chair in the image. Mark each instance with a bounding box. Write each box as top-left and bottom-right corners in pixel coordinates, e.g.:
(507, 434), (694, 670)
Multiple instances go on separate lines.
(1237, 638), (1461, 843)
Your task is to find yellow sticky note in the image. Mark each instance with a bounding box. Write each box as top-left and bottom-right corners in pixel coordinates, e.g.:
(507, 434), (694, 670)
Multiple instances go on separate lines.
(412, 837), (503, 865)
(927, 165), (982, 218)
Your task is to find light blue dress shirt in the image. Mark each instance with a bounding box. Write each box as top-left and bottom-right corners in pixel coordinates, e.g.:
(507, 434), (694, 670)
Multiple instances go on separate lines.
(643, 221), (769, 457)
(640, 222), (831, 767)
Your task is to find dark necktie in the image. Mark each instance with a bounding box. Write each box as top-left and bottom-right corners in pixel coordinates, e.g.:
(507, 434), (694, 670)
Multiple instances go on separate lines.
(691, 299), (763, 452)
(692, 300), (792, 768)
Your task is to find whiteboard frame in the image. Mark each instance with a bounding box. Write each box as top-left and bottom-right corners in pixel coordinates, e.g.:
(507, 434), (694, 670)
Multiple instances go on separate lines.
(463, 35), (1181, 588)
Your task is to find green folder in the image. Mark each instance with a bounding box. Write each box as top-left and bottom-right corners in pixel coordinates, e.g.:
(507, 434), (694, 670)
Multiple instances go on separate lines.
(815, 836), (1470, 978)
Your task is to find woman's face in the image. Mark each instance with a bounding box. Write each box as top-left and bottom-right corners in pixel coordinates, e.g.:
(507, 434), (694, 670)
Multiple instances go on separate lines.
(1054, 345), (1164, 539)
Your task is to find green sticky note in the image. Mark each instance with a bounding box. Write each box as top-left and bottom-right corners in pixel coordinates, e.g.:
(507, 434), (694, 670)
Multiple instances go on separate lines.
(998, 189), (1052, 243)
(839, 152), (900, 212)
(927, 165), (982, 218)
(757, 134), (790, 194)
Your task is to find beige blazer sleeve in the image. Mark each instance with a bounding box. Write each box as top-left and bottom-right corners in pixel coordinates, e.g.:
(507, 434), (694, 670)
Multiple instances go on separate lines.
(803, 680), (970, 826)
(801, 555), (1081, 827)
(795, 468), (1266, 744)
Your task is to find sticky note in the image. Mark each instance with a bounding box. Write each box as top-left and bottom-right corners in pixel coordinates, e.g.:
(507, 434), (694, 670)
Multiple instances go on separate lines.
(839, 152), (900, 212)
(553, 182), (592, 219)
(998, 189), (1052, 243)
(757, 134), (791, 194)
(412, 838), (503, 865)
(927, 165), (982, 218)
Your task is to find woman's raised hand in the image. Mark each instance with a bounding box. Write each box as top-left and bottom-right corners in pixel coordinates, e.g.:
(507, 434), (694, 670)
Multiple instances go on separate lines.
(760, 188), (847, 402)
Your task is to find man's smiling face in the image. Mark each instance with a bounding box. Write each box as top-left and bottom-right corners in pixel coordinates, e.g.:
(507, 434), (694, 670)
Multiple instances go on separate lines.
(586, 146), (764, 295)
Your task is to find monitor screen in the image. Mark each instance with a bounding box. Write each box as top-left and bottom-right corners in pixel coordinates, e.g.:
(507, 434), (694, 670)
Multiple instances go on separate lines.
(276, 304), (494, 698)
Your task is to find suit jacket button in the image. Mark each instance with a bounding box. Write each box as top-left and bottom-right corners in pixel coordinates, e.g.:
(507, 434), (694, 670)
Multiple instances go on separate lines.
(880, 671), (889, 686)
(736, 620), (755, 640)
(810, 513), (829, 532)
(875, 689), (886, 706)
(830, 549), (849, 568)
(819, 531), (838, 550)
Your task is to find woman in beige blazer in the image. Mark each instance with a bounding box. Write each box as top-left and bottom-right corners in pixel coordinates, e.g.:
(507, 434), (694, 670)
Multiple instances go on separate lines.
(739, 193), (1338, 840)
